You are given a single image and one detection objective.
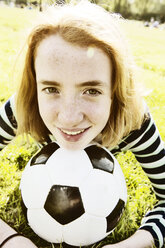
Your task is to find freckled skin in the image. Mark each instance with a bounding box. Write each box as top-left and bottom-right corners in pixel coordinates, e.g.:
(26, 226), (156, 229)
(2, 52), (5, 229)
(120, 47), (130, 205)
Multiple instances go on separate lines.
(35, 34), (112, 150)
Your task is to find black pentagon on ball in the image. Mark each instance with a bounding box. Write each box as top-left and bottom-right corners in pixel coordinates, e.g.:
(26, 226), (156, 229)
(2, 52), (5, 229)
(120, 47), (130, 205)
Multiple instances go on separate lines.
(85, 145), (114, 173)
(44, 185), (85, 225)
(30, 142), (60, 166)
(106, 199), (125, 233)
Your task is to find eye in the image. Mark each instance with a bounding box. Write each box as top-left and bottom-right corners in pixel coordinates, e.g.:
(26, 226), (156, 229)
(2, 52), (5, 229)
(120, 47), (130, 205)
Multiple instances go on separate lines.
(84, 89), (102, 96)
(43, 87), (60, 94)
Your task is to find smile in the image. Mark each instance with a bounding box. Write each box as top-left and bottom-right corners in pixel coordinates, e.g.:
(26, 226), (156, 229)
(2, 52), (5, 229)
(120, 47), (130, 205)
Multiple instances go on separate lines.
(60, 128), (86, 136)
(58, 127), (91, 143)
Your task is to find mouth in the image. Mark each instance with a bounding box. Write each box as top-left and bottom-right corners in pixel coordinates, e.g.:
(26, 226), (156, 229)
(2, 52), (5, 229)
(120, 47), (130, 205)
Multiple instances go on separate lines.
(60, 129), (86, 135)
(58, 127), (90, 142)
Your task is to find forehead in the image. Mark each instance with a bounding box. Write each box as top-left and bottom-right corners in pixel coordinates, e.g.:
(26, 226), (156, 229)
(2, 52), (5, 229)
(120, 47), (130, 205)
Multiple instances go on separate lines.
(35, 34), (112, 86)
(35, 34), (110, 65)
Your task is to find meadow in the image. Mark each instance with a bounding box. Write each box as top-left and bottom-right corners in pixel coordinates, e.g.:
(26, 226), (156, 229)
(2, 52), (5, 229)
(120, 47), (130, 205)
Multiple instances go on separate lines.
(0, 5), (165, 248)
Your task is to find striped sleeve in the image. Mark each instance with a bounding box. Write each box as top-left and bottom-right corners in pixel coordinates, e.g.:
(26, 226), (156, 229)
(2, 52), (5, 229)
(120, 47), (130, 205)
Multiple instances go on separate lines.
(0, 95), (17, 150)
(111, 113), (165, 248)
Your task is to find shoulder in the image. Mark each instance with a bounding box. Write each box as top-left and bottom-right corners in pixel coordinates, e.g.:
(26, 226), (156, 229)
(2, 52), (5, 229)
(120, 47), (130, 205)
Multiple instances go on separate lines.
(110, 110), (155, 155)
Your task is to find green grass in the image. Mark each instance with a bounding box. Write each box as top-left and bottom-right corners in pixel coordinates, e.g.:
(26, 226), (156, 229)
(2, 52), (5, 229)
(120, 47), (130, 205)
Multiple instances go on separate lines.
(0, 6), (37, 101)
(0, 6), (164, 248)
(122, 19), (165, 140)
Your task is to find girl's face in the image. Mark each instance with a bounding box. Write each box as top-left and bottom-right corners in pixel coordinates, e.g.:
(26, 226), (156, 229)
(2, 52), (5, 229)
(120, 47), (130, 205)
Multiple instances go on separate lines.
(35, 34), (112, 150)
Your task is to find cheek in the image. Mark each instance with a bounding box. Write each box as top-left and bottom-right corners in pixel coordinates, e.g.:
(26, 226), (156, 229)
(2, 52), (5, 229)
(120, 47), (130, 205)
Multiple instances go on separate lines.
(37, 95), (57, 123)
(86, 99), (111, 124)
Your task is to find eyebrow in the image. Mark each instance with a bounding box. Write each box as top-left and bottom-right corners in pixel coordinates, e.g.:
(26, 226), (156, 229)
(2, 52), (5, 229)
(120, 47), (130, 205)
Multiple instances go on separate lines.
(39, 80), (108, 87)
(79, 80), (107, 87)
(39, 81), (60, 86)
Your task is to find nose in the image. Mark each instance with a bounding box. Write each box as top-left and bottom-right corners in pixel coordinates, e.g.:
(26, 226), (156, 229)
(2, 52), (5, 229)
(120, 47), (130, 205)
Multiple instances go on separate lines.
(57, 97), (83, 127)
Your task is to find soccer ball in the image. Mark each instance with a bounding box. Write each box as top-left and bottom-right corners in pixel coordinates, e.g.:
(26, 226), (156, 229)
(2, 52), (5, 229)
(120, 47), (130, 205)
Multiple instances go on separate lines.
(20, 142), (127, 246)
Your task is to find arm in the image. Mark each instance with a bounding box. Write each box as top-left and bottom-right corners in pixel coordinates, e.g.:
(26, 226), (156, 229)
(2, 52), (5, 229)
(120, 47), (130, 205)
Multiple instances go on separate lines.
(110, 112), (165, 248)
(103, 230), (154, 248)
(0, 219), (37, 248)
(0, 95), (17, 150)
(0, 97), (37, 247)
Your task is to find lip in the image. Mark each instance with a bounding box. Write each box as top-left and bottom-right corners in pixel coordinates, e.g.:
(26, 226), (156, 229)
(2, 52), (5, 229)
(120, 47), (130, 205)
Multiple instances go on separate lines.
(58, 127), (91, 142)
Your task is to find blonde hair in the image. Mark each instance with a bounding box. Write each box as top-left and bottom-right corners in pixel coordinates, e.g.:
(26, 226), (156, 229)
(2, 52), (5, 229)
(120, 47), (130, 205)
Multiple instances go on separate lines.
(16, 0), (145, 148)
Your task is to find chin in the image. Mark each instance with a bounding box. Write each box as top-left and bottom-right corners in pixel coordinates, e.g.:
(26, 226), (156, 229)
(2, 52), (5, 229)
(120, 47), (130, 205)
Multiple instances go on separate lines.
(64, 143), (86, 151)
(57, 140), (89, 151)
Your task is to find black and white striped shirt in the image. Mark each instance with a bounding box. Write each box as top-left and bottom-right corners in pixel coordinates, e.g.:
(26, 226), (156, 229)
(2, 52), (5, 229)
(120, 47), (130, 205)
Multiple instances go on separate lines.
(0, 97), (165, 248)
(110, 113), (165, 248)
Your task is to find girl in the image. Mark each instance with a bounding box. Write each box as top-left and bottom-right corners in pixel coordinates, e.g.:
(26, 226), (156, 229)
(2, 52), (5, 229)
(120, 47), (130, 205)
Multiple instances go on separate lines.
(0, 1), (164, 247)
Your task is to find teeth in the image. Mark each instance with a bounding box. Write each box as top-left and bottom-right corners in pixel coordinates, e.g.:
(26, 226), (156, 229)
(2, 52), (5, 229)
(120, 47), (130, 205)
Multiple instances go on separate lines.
(61, 129), (85, 135)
